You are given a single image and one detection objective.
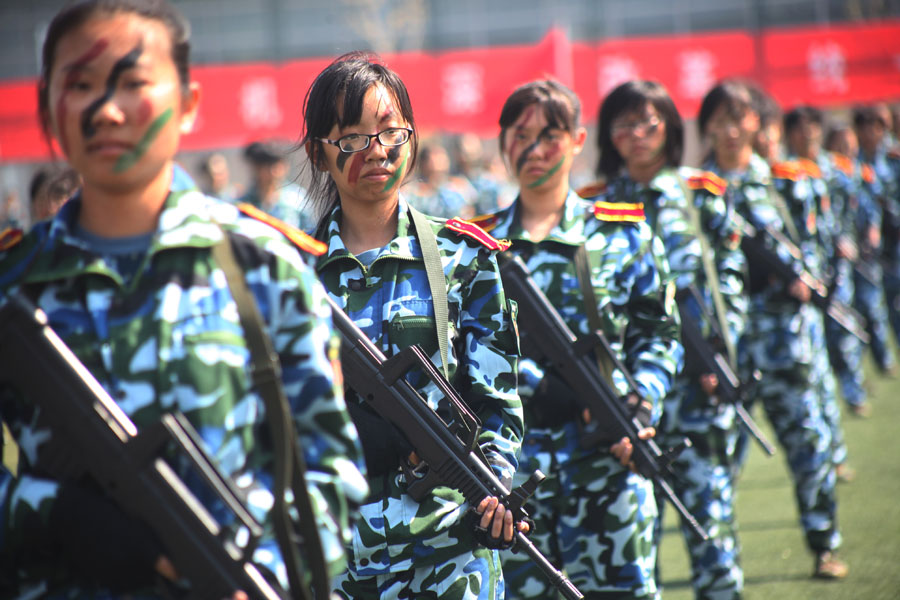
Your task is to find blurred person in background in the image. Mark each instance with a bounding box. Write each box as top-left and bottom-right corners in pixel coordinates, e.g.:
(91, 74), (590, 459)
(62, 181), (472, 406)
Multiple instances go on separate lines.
(405, 141), (477, 219)
(452, 133), (515, 214)
(198, 151), (241, 202)
(28, 165), (80, 223)
(0, 190), (26, 231)
(238, 139), (313, 231)
(698, 80), (847, 580)
(587, 79), (746, 600)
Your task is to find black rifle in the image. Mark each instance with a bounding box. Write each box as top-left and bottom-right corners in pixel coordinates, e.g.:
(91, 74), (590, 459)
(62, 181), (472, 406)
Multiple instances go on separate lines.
(0, 295), (293, 600)
(325, 295), (584, 600)
(497, 253), (709, 541)
(675, 286), (776, 456)
(735, 213), (870, 344)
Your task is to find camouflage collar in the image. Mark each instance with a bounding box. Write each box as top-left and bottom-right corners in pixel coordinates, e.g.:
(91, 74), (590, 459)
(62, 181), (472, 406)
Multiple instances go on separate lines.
(703, 152), (771, 187)
(488, 189), (588, 246)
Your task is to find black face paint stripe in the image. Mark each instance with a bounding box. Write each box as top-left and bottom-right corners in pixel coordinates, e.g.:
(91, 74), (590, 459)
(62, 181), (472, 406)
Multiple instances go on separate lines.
(386, 145), (402, 163)
(515, 125), (554, 174)
(336, 148), (350, 172)
(80, 41), (144, 139)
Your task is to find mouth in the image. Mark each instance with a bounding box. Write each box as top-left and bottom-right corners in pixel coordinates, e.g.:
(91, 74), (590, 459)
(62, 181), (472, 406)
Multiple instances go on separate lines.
(362, 167), (391, 181)
(87, 140), (134, 156)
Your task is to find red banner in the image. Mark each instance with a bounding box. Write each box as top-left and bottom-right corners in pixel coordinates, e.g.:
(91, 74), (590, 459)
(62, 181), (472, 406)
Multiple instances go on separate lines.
(2, 20), (899, 162)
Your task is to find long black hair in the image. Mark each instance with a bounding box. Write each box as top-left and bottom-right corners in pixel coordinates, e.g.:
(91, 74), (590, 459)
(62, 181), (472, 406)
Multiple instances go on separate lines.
(300, 51), (418, 221)
(595, 80), (683, 179)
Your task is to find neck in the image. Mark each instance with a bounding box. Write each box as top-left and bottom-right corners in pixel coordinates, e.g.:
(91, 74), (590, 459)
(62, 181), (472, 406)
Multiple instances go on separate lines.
(716, 145), (753, 172)
(78, 164), (172, 237)
(626, 155), (666, 184)
(339, 196), (399, 255)
(518, 176), (569, 241)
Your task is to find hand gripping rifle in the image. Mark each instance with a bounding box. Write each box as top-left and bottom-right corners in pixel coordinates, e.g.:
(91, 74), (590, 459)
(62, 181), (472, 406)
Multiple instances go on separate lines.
(735, 213), (870, 344)
(0, 295), (295, 600)
(324, 295), (584, 600)
(497, 253), (709, 541)
(675, 286), (776, 456)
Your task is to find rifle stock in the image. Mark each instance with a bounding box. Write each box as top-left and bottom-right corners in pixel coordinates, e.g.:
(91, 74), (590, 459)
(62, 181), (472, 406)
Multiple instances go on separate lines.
(325, 295), (584, 600)
(497, 253), (709, 541)
(0, 295), (290, 599)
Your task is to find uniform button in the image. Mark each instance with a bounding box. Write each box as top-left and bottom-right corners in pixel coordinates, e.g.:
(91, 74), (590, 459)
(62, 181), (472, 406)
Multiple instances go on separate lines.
(349, 279), (365, 291)
(115, 389), (127, 400)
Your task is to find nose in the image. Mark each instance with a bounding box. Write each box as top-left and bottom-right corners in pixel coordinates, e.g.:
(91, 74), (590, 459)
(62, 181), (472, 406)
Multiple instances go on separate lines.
(365, 135), (389, 160)
(84, 94), (126, 136)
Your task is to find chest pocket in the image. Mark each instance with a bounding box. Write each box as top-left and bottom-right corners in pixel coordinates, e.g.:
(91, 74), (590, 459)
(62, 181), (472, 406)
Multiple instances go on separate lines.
(388, 299), (439, 360)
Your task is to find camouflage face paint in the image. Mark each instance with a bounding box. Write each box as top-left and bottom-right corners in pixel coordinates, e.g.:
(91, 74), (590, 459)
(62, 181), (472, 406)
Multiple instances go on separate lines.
(515, 125), (554, 175)
(335, 146), (351, 172)
(113, 107), (173, 173)
(347, 152), (365, 185)
(81, 41), (144, 140)
(56, 39), (109, 155)
(137, 99), (152, 126)
(382, 153), (408, 192)
(526, 156), (565, 188)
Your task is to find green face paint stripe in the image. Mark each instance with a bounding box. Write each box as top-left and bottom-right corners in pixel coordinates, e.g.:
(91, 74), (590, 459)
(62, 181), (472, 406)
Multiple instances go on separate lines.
(382, 154), (408, 192)
(113, 107), (174, 173)
(527, 157), (565, 188)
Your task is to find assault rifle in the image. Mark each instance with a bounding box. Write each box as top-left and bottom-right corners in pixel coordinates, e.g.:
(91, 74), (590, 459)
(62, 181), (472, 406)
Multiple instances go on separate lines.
(497, 253), (709, 541)
(735, 213), (870, 344)
(675, 286), (776, 456)
(0, 295), (294, 600)
(325, 295), (584, 600)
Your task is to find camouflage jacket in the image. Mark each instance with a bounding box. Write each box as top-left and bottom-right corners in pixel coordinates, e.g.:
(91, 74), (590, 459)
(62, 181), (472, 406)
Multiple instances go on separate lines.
(860, 146), (900, 261)
(313, 196), (522, 576)
(237, 182), (316, 233)
(704, 153), (818, 310)
(0, 167), (367, 597)
(475, 189), (682, 429)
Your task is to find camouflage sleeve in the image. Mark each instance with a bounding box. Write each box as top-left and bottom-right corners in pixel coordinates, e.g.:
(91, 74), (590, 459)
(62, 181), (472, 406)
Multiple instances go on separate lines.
(702, 189), (748, 344)
(617, 226), (683, 422)
(266, 254), (368, 577)
(455, 246), (523, 484)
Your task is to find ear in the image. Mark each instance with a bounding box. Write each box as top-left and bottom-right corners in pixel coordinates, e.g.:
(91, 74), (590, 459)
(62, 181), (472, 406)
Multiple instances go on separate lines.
(572, 126), (588, 155)
(178, 81), (201, 134)
(306, 140), (328, 172)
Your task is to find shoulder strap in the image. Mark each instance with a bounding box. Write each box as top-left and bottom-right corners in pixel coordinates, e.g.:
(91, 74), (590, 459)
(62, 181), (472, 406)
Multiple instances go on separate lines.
(676, 178), (737, 366)
(407, 205), (451, 380)
(572, 244), (616, 385)
(765, 177), (803, 243)
(211, 231), (327, 600)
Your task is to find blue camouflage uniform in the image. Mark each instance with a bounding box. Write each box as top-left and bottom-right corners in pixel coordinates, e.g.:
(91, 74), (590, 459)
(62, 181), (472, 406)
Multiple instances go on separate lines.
(590, 167), (747, 600)
(237, 182), (316, 233)
(0, 166), (368, 598)
(314, 196), (523, 600)
(705, 153), (842, 556)
(404, 176), (478, 219)
(474, 190), (682, 599)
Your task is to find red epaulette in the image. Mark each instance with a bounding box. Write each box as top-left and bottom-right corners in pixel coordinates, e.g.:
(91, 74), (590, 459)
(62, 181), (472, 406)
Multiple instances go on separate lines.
(445, 217), (511, 251)
(237, 203), (326, 257)
(861, 164), (875, 184)
(576, 180), (608, 199)
(796, 157), (822, 180)
(830, 153), (854, 176)
(0, 227), (23, 252)
(468, 213), (501, 233)
(686, 171), (728, 196)
(771, 161), (803, 181)
(592, 200), (645, 223)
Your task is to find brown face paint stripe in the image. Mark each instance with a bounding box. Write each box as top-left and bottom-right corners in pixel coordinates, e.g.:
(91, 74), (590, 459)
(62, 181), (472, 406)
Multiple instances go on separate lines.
(526, 156), (565, 188)
(81, 41), (143, 139)
(347, 152), (365, 184)
(56, 39), (109, 155)
(382, 154), (407, 192)
(112, 107), (173, 173)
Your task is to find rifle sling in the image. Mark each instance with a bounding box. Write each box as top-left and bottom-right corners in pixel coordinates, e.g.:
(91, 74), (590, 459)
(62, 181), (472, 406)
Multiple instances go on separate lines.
(408, 205), (451, 381)
(572, 244), (616, 386)
(211, 232), (326, 600)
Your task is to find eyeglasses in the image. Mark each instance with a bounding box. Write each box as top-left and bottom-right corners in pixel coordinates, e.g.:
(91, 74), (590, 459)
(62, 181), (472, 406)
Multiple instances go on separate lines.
(317, 127), (413, 153)
(611, 116), (661, 138)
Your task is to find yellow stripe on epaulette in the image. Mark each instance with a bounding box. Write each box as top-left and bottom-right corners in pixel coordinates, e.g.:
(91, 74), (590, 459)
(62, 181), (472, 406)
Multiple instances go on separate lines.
(830, 153), (854, 176)
(468, 213), (501, 233)
(237, 203), (326, 257)
(576, 181), (608, 199)
(686, 171), (727, 196)
(592, 200), (645, 223)
(861, 164), (875, 184)
(445, 217), (511, 251)
(771, 161), (803, 181)
(796, 157), (822, 180)
(0, 227), (23, 252)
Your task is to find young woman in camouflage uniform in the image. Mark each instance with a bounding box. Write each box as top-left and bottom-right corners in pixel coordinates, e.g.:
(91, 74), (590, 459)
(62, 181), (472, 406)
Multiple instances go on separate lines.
(0, 1), (367, 596)
(698, 80), (847, 580)
(299, 52), (524, 600)
(471, 80), (682, 599)
(589, 80), (747, 600)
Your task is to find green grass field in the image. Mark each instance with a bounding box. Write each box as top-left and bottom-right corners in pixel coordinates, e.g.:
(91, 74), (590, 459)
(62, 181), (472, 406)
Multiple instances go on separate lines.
(657, 355), (900, 600)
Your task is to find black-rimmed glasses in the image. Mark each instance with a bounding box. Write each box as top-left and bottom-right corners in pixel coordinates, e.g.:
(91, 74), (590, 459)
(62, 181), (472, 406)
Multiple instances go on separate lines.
(317, 127), (413, 153)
